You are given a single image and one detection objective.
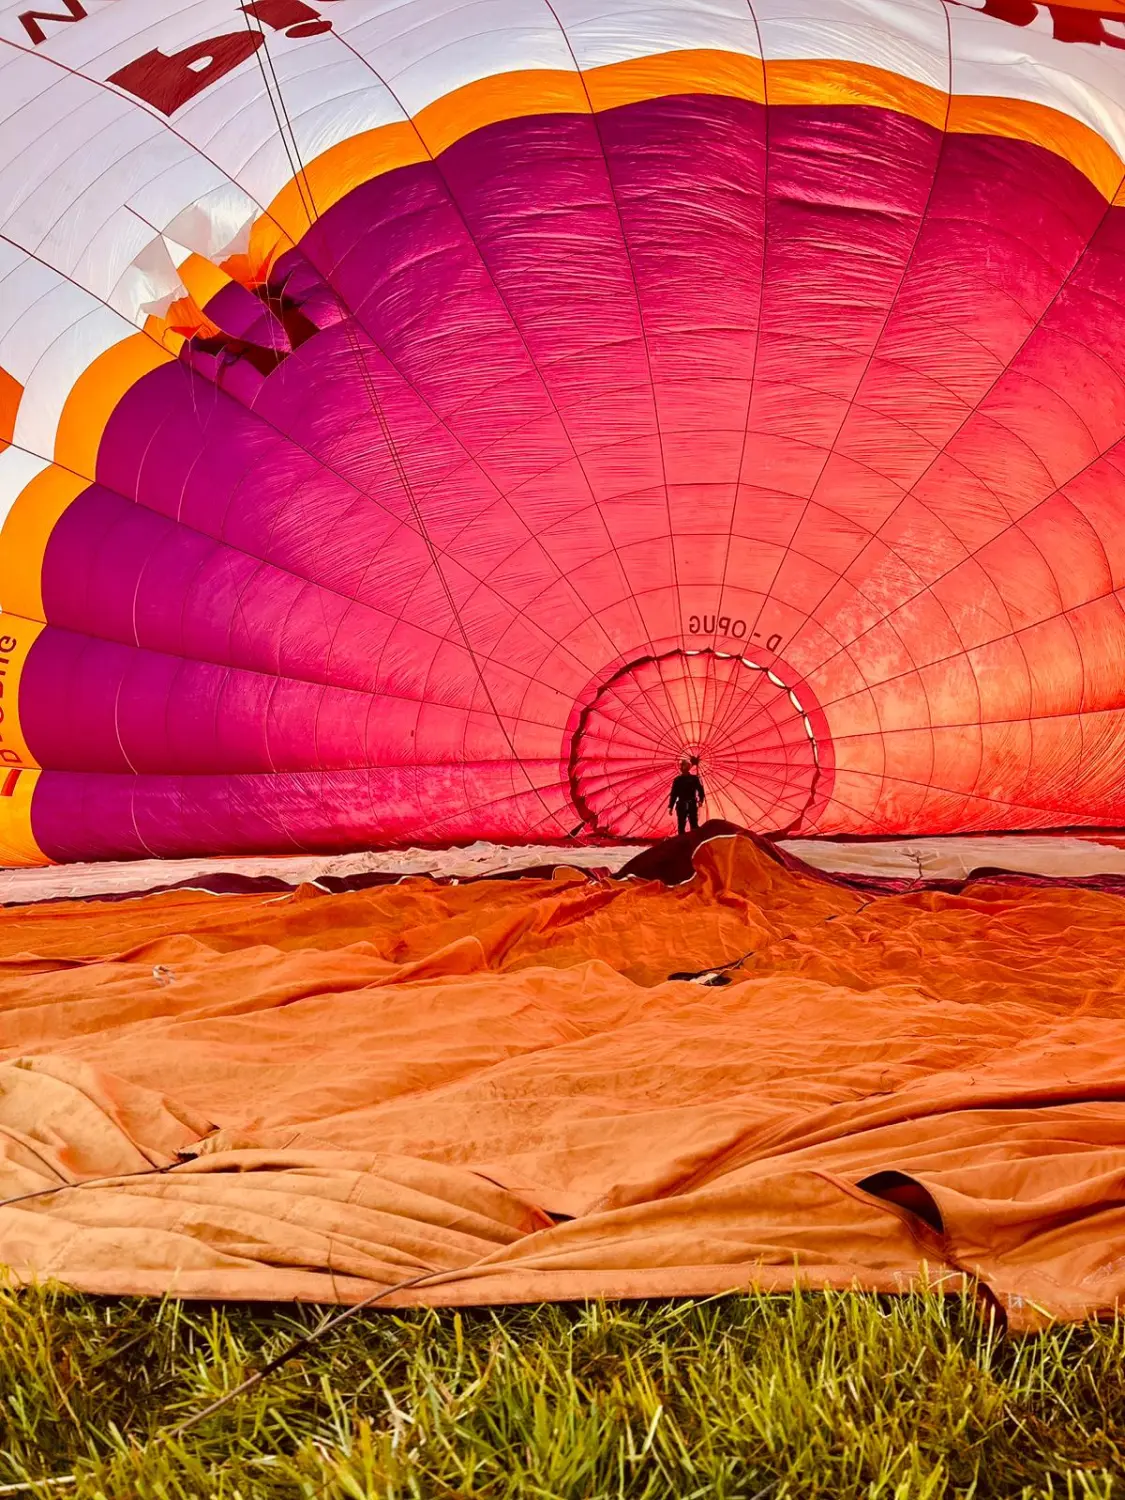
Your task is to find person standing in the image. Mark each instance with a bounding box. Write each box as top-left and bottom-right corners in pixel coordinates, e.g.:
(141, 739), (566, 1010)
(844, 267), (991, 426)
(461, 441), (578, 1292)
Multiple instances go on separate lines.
(668, 757), (705, 835)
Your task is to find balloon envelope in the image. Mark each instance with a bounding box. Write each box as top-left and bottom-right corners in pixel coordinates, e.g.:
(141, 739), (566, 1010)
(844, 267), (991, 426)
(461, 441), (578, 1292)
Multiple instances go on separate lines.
(2, 0), (1125, 861)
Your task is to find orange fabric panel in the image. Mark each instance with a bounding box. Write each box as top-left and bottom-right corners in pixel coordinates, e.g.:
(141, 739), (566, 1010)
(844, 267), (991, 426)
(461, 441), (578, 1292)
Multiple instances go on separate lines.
(0, 617), (44, 772)
(586, 49), (766, 112)
(0, 367), (20, 450)
(2, 834), (1125, 1328)
(0, 768), (43, 867)
(54, 334), (174, 478)
(0, 468), (86, 622)
(266, 121), (427, 242)
(176, 254), (232, 309)
(948, 94), (1125, 203)
(766, 59), (948, 129)
(414, 69), (591, 157)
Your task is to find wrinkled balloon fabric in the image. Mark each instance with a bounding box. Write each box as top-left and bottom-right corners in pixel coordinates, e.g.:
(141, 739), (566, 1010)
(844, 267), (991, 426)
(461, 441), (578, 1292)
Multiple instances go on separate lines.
(5, 832), (1125, 1330)
(4, 2), (1125, 859)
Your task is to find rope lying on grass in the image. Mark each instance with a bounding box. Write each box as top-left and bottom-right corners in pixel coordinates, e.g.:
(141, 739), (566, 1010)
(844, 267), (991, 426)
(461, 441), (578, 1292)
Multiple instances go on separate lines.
(1, 1150), (491, 1492)
(164, 1265), (455, 1440)
(0, 1260), (466, 1495)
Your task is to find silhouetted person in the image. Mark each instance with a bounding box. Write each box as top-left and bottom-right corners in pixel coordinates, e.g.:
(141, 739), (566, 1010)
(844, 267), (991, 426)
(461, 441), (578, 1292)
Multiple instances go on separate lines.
(668, 757), (705, 835)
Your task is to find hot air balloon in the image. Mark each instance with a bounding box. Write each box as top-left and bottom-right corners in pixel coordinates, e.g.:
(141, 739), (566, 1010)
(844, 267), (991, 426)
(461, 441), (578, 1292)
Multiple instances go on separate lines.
(1, 0), (1125, 863)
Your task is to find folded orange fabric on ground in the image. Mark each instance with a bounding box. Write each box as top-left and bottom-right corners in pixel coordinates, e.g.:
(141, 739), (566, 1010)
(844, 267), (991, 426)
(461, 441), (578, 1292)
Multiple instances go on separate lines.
(3, 834), (1124, 1331)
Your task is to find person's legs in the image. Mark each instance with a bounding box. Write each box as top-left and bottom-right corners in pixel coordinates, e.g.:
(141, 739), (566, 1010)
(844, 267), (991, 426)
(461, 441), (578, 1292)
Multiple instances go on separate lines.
(677, 805), (688, 836)
(687, 804), (699, 833)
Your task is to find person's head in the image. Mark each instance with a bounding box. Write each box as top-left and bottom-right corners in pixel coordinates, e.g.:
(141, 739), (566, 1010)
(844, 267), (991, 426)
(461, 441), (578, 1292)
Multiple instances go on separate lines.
(679, 758), (689, 773)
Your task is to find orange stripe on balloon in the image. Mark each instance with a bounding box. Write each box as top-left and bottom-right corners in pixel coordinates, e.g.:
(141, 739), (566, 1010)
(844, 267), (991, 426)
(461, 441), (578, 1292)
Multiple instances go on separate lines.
(178, 253), (233, 310)
(268, 120), (426, 244)
(0, 615), (44, 774)
(164, 293), (221, 339)
(0, 367), (21, 452)
(585, 49), (765, 111)
(0, 766), (45, 867)
(143, 315), (187, 355)
(766, 58), (948, 130)
(414, 69), (590, 157)
(240, 215), (299, 288)
(144, 290), (222, 350)
(0, 465), (87, 623)
(54, 333), (174, 479)
(259, 76), (588, 266)
(949, 95), (1125, 203)
(251, 49), (1125, 259)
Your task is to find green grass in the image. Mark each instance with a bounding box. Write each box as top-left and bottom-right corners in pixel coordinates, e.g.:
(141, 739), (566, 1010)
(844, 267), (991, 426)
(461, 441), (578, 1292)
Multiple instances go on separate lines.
(1, 1283), (1122, 1499)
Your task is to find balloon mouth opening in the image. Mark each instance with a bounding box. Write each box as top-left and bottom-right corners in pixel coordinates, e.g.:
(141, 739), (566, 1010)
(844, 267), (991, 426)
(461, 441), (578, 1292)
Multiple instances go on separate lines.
(567, 647), (824, 840)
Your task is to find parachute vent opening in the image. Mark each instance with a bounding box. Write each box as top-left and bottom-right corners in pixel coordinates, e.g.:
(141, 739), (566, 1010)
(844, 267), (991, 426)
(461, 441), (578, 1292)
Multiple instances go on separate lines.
(567, 649), (823, 840)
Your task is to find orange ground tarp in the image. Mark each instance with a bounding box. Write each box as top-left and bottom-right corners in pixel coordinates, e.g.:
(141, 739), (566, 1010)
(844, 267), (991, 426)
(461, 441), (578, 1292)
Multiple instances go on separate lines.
(3, 833), (1125, 1332)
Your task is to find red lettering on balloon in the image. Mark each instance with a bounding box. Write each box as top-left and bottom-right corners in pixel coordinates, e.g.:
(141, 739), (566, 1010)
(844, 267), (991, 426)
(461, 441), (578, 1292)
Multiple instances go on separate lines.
(108, 31), (265, 116)
(954, 0), (1125, 47)
(18, 0), (86, 46)
(241, 0), (330, 34)
(971, 0), (1039, 23)
(1050, 2), (1125, 46)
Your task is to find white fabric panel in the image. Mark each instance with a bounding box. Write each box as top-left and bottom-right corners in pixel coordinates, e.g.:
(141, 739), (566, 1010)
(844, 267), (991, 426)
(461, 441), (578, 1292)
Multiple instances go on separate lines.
(0, 259), (82, 383)
(243, 31), (401, 151)
(0, 39), (244, 312)
(752, 0), (949, 91)
(78, 209), (164, 319)
(0, 240), (40, 363)
(550, 0), (763, 69)
(11, 110), (179, 275)
(0, 69), (113, 246)
(0, 446), (48, 534)
(163, 185), (258, 261)
(13, 304), (133, 463)
(0, 0), (294, 271)
(92, 153), (235, 269)
(949, 1), (1125, 165)
(339, 0), (577, 117)
(177, 63), (312, 217)
(189, 33), (402, 208)
(107, 232), (184, 322)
